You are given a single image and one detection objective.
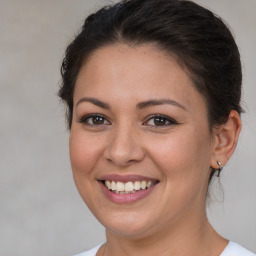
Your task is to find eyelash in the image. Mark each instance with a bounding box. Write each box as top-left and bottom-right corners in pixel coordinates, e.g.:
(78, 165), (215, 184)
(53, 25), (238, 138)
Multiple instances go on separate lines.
(144, 114), (178, 127)
(79, 114), (111, 126)
(79, 114), (178, 127)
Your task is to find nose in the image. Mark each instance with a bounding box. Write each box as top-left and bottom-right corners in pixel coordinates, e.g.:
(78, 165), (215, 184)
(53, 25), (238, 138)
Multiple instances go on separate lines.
(104, 124), (145, 167)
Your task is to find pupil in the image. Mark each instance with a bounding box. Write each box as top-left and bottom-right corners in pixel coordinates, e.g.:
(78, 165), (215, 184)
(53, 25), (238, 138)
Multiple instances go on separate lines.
(93, 116), (104, 124)
(154, 117), (166, 126)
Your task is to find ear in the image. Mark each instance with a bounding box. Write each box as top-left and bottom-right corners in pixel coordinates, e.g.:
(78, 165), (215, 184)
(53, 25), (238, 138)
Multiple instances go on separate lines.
(210, 110), (242, 169)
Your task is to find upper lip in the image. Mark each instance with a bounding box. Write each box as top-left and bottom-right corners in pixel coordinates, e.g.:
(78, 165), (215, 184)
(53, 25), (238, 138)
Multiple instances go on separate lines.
(98, 174), (159, 183)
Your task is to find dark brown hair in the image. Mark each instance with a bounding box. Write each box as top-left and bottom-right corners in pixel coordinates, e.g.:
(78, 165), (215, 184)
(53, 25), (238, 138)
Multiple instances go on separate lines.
(59, 0), (243, 181)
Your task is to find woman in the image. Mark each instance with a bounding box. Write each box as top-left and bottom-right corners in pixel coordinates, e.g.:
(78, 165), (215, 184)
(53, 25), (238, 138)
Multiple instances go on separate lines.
(59, 0), (255, 255)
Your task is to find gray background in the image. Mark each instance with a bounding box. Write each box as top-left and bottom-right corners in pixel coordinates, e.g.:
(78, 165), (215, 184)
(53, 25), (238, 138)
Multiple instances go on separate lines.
(0, 0), (255, 255)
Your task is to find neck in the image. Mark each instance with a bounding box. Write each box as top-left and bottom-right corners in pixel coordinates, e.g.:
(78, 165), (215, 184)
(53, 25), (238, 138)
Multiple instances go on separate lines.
(103, 213), (227, 256)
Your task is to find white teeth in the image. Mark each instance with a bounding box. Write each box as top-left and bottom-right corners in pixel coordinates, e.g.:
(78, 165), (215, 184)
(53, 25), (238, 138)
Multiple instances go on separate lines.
(124, 181), (134, 192)
(141, 181), (147, 189)
(134, 181), (141, 191)
(147, 181), (153, 188)
(104, 180), (156, 193)
(105, 180), (111, 189)
(116, 181), (125, 192)
(111, 181), (116, 190)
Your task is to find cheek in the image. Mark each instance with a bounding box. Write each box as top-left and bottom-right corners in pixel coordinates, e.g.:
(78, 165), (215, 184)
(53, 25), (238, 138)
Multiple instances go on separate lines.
(69, 129), (104, 177)
(146, 129), (212, 181)
(147, 130), (212, 215)
(69, 129), (107, 208)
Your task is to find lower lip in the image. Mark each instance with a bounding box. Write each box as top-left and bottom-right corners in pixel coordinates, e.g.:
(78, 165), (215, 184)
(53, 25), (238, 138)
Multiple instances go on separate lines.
(99, 182), (158, 204)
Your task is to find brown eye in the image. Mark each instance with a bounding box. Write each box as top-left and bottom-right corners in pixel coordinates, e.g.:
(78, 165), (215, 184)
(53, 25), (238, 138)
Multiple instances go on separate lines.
(79, 114), (110, 126)
(153, 117), (168, 126)
(144, 114), (177, 127)
(91, 116), (105, 125)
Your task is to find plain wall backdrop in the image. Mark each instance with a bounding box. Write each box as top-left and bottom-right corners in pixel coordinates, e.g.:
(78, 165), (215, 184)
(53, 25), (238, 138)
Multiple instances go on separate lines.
(0, 0), (255, 255)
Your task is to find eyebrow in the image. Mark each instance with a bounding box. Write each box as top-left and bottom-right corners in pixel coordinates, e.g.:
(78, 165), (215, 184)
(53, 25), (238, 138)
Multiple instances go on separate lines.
(76, 97), (187, 111)
(136, 99), (187, 110)
(76, 97), (110, 109)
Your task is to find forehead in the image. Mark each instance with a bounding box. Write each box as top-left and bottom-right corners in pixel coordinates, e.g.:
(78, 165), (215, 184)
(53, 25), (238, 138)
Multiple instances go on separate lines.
(74, 43), (206, 113)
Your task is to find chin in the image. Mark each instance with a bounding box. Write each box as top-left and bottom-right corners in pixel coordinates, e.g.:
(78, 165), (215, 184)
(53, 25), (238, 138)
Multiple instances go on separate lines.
(97, 210), (157, 238)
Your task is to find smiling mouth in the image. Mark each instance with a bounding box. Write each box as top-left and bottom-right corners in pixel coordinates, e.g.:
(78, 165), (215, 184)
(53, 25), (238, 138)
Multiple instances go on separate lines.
(102, 180), (159, 194)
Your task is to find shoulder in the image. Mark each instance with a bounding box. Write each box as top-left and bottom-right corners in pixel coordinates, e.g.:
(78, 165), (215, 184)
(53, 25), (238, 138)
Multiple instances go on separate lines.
(73, 244), (103, 256)
(221, 241), (256, 256)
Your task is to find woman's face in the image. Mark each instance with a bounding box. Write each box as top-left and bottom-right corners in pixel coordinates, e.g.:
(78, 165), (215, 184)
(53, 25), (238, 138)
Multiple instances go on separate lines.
(70, 44), (216, 238)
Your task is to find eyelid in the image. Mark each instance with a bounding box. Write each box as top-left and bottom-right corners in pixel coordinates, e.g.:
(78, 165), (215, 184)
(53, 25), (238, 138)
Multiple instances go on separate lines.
(79, 113), (111, 125)
(143, 114), (178, 126)
(78, 113), (177, 127)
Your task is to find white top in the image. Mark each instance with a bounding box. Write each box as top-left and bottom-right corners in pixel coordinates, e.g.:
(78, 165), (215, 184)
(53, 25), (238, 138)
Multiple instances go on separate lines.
(221, 242), (255, 256)
(73, 241), (256, 256)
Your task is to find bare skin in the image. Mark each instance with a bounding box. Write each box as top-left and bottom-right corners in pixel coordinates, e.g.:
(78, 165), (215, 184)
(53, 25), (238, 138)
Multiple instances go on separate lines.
(70, 43), (241, 256)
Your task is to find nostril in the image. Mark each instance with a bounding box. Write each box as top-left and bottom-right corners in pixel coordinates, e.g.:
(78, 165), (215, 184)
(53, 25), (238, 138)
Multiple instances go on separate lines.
(104, 142), (145, 167)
